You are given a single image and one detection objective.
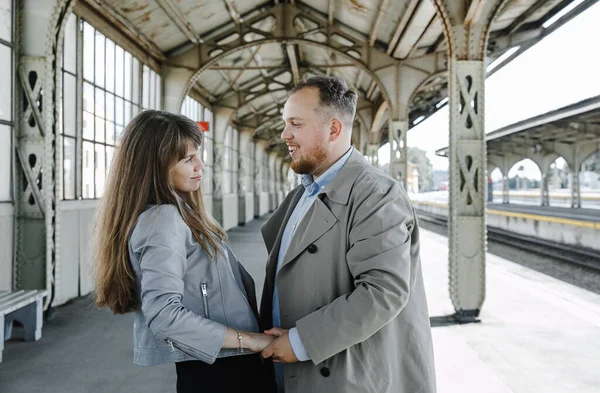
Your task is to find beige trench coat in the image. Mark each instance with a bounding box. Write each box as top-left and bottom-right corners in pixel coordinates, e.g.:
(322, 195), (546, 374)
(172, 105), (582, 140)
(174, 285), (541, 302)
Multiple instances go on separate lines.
(259, 150), (436, 393)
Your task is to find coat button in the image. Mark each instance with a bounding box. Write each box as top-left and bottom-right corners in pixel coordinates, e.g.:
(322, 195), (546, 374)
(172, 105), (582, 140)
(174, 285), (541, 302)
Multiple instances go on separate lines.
(307, 244), (318, 254)
(320, 367), (330, 377)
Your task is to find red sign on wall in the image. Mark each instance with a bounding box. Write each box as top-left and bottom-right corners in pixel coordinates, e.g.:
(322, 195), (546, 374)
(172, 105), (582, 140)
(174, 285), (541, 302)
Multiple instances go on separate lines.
(197, 121), (209, 132)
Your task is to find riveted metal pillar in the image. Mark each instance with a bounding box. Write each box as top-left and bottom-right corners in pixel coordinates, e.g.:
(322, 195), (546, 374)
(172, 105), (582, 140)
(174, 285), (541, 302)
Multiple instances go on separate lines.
(211, 107), (234, 225)
(434, 0), (505, 321)
(15, 0), (76, 310)
(447, 59), (487, 319)
(389, 119), (408, 188)
(268, 151), (278, 211)
(366, 143), (379, 167)
(541, 173), (550, 206)
(571, 169), (581, 208)
(502, 175), (510, 204)
(237, 129), (254, 225)
(254, 141), (269, 218)
(275, 157), (284, 206)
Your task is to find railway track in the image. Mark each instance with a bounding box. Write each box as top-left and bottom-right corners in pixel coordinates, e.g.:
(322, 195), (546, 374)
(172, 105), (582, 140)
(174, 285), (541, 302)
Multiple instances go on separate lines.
(416, 210), (600, 272)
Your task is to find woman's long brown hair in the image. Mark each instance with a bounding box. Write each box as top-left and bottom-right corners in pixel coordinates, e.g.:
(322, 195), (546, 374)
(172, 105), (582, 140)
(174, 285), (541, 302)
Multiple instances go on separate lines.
(92, 110), (226, 314)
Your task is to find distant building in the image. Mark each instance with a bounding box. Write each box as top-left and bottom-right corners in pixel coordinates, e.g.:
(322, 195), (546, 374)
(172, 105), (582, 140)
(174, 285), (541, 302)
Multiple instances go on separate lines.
(407, 162), (419, 193)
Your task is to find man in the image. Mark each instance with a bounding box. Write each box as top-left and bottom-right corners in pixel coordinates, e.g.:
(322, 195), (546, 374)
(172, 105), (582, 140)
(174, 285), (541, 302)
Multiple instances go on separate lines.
(259, 75), (436, 393)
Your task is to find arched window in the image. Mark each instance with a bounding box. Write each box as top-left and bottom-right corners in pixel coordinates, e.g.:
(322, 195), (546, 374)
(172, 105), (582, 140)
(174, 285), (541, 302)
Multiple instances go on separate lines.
(70, 18), (157, 200)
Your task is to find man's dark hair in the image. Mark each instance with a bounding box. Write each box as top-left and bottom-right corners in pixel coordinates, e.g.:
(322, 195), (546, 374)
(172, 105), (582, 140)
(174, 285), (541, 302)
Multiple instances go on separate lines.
(289, 75), (358, 129)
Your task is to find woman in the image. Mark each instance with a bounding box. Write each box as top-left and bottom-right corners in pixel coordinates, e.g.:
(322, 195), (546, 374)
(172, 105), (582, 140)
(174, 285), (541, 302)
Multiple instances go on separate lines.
(92, 110), (275, 392)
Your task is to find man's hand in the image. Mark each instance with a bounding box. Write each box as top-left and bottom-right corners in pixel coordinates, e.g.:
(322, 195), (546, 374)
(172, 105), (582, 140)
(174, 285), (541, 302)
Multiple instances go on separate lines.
(261, 328), (299, 364)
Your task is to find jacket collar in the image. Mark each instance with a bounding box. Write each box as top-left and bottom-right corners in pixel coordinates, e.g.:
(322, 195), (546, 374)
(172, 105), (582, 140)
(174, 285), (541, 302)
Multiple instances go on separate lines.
(320, 149), (368, 205)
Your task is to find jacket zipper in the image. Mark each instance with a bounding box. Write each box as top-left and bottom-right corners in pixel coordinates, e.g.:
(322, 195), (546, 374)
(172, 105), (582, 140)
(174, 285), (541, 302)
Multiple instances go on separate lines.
(201, 283), (210, 319)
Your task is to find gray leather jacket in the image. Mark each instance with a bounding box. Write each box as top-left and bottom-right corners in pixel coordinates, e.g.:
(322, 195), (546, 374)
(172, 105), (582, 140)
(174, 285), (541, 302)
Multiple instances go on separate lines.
(128, 205), (260, 366)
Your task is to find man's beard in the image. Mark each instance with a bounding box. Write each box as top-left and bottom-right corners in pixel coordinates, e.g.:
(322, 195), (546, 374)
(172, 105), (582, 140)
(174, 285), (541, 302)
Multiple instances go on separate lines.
(290, 144), (328, 175)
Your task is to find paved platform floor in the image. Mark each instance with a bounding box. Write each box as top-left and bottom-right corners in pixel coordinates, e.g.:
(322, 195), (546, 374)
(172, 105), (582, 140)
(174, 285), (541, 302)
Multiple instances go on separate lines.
(1, 216), (599, 392)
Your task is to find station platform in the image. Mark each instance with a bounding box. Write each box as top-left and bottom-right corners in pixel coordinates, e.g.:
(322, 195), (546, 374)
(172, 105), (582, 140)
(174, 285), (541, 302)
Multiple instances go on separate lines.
(487, 203), (600, 222)
(1, 216), (599, 392)
(410, 192), (600, 251)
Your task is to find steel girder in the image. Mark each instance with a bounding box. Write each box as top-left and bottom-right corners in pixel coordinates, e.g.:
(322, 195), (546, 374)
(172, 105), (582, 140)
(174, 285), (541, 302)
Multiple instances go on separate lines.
(171, 3), (395, 110)
(14, 0), (77, 311)
(433, 0), (507, 321)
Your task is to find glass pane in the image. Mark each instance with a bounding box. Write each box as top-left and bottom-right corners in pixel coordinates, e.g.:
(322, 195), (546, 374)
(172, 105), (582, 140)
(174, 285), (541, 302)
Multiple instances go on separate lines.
(123, 52), (131, 100)
(142, 65), (149, 109)
(132, 104), (139, 118)
(94, 31), (105, 87)
(106, 121), (115, 145)
(95, 116), (105, 143)
(94, 144), (106, 198)
(0, 125), (11, 201)
(95, 88), (105, 118)
(83, 82), (94, 113)
(83, 111), (94, 140)
(63, 13), (77, 74)
(132, 58), (140, 104)
(115, 125), (123, 142)
(0, 45), (11, 121)
(106, 146), (115, 174)
(63, 136), (76, 200)
(63, 73), (76, 136)
(83, 22), (94, 82)
(82, 141), (94, 198)
(115, 96), (124, 125)
(124, 101), (131, 124)
(106, 93), (115, 122)
(105, 39), (115, 93)
(155, 75), (162, 110)
(0, 0), (11, 42)
(115, 46), (124, 97)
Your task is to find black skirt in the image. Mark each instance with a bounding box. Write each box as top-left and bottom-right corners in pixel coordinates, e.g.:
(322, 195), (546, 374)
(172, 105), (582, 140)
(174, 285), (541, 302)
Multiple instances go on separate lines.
(175, 353), (275, 393)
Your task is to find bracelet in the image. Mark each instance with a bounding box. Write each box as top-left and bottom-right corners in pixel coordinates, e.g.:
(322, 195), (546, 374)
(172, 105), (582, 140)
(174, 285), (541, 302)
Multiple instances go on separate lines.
(234, 328), (244, 353)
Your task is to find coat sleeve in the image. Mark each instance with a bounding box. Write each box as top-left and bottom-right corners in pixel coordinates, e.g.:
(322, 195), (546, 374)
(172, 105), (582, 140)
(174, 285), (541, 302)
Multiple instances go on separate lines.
(131, 205), (227, 364)
(295, 182), (415, 364)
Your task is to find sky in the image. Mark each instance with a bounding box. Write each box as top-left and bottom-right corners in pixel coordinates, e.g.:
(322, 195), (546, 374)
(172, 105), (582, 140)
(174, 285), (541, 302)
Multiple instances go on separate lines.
(379, 0), (600, 180)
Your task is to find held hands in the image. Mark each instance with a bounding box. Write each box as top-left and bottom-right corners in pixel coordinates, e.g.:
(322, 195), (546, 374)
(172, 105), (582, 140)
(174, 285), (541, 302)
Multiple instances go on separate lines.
(246, 332), (277, 352)
(261, 328), (299, 364)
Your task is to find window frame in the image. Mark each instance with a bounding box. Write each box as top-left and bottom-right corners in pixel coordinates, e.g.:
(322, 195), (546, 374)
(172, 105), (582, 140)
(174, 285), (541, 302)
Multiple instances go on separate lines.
(0, 0), (15, 203)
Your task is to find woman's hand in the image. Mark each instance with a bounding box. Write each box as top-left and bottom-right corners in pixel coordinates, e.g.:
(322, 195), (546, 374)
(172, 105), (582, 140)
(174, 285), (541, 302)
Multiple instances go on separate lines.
(245, 332), (276, 352)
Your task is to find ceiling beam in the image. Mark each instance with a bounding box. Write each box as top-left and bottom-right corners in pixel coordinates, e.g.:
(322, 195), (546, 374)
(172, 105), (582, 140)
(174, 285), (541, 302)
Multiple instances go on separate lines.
(505, 0), (547, 34)
(286, 44), (301, 84)
(208, 63), (355, 71)
(387, 0), (419, 56)
(223, 0), (242, 24)
(76, 0), (165, 62)
(369, 0), (389, 47)
(216, 45), (263, 100)
(328, 0), (336, 26)
(156, 0), (201, 45)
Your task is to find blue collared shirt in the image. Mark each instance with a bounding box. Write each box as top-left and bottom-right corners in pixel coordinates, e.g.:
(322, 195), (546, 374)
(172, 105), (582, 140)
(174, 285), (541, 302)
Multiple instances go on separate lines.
(272, 147), (353, 389)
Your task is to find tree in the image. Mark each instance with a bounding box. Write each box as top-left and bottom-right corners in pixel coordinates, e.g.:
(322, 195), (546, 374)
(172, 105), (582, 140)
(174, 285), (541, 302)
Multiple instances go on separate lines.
(407, 147), (433, 192)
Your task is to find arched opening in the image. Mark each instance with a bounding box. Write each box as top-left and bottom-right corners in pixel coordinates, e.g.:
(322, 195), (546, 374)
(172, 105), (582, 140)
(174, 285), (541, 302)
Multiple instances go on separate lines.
(580, 150), (600, 209)
(507, 159), (542, 205)
(547, 157), (571, 207)
(489, 167), (503, 203)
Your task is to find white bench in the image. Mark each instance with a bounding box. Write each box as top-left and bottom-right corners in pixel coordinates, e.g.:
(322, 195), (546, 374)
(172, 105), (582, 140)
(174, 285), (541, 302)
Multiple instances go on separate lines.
(0, 290), (48, 363)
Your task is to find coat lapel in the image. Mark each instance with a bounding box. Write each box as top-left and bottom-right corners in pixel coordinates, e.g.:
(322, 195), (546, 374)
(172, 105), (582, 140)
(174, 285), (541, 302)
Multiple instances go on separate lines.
(261, 186), (304, 255)
(263, 187), (304, 287)
(280, 196), (337, 269)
